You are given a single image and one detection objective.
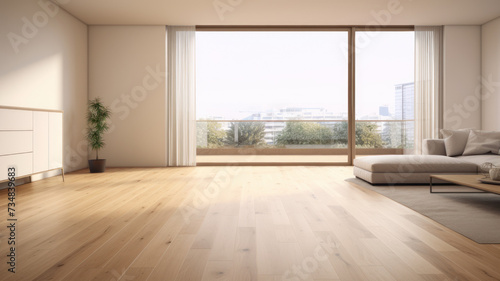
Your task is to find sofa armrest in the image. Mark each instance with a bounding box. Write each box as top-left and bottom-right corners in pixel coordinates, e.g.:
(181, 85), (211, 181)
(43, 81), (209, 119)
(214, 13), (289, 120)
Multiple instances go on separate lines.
(422, 139), (446, 155)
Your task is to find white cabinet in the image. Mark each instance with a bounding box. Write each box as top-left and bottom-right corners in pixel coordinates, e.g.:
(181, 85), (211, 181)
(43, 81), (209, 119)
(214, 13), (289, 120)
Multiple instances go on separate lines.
(0, 107), (63, 182)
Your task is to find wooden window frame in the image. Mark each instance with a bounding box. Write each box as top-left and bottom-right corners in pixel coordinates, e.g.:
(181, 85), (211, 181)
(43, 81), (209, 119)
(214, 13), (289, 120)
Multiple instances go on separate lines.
(195, 26), (415, 166)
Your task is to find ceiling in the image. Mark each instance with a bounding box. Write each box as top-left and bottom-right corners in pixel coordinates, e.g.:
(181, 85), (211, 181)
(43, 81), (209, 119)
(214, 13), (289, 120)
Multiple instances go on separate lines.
(54, 0), (500, 26)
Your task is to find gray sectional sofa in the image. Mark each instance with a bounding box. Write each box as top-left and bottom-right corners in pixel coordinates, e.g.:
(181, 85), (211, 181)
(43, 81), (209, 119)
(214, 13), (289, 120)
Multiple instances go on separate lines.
(353, 129), (500, 184)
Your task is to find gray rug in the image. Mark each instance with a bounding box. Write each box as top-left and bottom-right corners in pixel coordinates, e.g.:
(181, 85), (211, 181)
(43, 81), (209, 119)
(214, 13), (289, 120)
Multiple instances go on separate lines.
(346, 178), (500, 244)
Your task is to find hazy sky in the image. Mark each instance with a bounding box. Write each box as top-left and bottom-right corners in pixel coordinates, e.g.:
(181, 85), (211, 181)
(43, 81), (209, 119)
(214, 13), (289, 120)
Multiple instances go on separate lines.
(196, 31), (414, 120)
(355, 31), (414, 118)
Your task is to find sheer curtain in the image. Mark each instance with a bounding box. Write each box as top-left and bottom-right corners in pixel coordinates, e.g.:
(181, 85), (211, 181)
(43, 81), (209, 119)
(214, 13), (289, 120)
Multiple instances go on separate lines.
(166, 26), (196, 166)
(414, 26), (443, 154)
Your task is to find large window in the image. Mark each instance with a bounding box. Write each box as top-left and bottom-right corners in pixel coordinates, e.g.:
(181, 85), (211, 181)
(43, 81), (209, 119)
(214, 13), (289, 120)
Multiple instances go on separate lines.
(196, 28), (414, 164)
(196, 30), (349, 164)
(355, 31), (415, 154)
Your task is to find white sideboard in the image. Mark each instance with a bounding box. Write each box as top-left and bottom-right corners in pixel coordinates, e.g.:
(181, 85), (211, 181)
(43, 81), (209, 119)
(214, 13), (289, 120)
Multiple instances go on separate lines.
(0, 106), (64, 182)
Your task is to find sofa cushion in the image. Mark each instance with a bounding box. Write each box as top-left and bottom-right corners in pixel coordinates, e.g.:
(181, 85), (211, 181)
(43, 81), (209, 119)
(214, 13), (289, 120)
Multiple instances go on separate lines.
(441, 129), (471, 156)
(463, 130), (500, 155)
(354, 155), (478, 173)
(454, 154), (500, 167)
(422, 139), (446, 155)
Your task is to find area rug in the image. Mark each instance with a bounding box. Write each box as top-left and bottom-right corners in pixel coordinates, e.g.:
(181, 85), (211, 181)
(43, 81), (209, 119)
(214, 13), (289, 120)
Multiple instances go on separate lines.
(346, 178), (500, 244)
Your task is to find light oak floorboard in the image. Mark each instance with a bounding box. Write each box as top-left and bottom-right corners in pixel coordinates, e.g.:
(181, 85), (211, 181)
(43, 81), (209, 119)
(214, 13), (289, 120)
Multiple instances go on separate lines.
(0, 167), (499, 281)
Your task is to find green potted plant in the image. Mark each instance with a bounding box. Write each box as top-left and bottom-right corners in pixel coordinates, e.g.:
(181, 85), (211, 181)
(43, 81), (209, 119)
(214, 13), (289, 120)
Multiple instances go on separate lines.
(87, 98), (111, 173)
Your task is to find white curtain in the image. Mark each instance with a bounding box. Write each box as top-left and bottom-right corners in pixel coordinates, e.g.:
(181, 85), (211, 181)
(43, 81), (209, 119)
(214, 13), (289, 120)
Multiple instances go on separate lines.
(167, 26), (196, 166)
(414, 26), (443, 154)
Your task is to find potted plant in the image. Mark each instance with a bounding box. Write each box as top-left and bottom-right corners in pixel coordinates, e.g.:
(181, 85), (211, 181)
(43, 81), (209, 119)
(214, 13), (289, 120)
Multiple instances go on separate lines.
(87, 98), (111, 173)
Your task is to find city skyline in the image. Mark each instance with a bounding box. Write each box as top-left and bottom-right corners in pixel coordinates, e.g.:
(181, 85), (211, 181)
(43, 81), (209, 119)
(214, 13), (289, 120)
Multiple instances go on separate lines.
(198, 81), (415, 122)
(197, 82), (415, 148)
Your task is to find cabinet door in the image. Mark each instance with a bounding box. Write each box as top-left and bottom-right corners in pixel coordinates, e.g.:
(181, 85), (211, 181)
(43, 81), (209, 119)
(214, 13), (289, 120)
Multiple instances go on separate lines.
(33, 111), (49, 173)
(0, 108), (33, 130)
(49, 112), (63, 169)
(0, 131), (33, 156)
(0, 153), (33, 181)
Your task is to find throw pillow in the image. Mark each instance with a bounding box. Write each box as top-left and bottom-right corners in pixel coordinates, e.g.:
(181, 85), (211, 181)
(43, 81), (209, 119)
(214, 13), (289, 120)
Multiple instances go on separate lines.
(440, 129), (471, 156)
(462, 130), (500, 155)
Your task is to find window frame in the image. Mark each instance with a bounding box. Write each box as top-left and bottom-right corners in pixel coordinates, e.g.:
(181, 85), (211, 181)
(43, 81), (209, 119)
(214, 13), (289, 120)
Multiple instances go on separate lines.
(195, 25), (415, 166)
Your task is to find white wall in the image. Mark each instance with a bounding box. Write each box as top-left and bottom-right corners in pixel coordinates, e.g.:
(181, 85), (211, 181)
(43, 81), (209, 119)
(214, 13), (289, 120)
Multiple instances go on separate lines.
(0, 0), (88, 176)
(89, 26), (166, 167)
(481, 17), (500, 131)
(442, 25), (482, 130)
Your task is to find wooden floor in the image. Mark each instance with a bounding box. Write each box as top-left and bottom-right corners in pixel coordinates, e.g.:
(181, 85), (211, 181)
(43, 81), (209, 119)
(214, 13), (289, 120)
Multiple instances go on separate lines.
(1, 167), (500, 281)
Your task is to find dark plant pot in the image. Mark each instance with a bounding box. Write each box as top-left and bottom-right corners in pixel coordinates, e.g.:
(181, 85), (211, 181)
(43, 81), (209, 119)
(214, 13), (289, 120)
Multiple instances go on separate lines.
(89, 159), (106, 173)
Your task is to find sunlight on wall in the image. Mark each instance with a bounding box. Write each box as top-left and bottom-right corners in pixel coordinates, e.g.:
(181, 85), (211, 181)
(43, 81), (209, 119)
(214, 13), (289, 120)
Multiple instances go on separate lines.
(0, 53), (63, 110)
